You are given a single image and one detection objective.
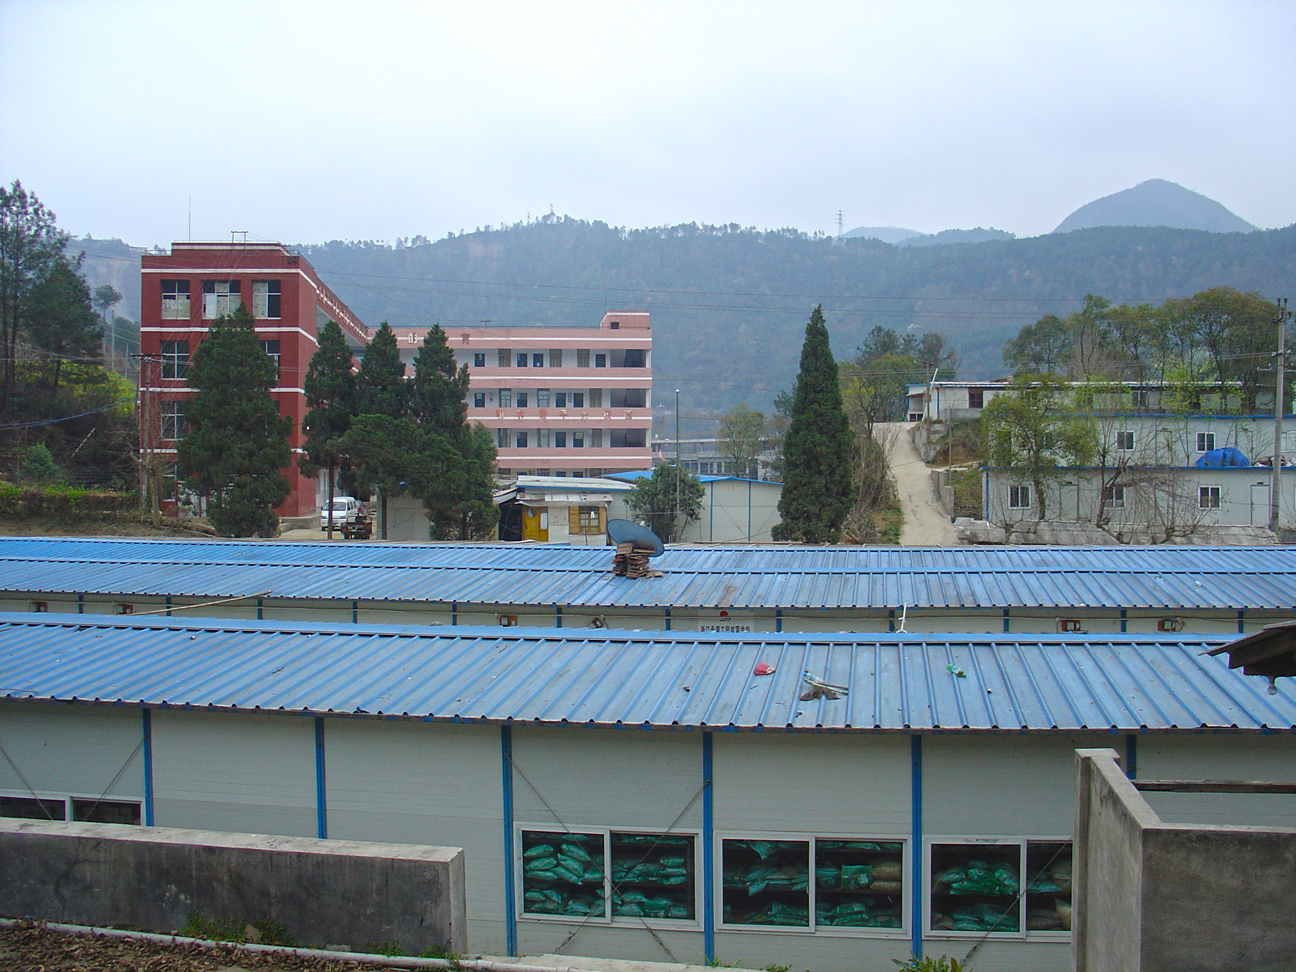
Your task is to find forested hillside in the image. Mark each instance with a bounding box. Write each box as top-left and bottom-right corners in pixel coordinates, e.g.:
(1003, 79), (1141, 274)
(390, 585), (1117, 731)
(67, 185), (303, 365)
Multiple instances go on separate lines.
(298, 218), (1295, 417)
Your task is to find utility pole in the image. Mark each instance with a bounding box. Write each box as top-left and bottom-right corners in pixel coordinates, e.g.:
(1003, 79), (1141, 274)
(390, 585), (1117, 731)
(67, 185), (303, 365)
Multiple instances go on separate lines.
(674, 388), (681, 541)
(1271, 297), (1290, 536)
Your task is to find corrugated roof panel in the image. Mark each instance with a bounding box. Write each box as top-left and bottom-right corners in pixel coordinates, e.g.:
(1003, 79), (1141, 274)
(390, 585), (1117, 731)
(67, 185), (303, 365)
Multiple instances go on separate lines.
(1, 538), (1296, 612)
(3, 613), (1292, 733)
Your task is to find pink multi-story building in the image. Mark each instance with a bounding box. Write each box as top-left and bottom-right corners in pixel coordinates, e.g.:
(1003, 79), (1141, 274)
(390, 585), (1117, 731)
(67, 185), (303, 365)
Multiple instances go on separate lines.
(388, 312), (652, 477)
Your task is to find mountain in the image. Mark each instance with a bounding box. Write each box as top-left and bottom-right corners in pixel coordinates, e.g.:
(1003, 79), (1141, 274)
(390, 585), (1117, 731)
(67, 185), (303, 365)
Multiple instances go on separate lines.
(842, 226), (922, 244)
(292, 219), (1292, 421)
(69, 216), (1292, 424)
(895, 227), (1015, 247)
(1053, 179), (1258, 234)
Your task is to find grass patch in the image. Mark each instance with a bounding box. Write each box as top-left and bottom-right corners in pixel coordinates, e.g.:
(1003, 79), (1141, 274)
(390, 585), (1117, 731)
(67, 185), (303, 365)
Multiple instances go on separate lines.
(949, 468), (982, 518)
(873, 506), (903, 544)
(177, 913), (296, 946)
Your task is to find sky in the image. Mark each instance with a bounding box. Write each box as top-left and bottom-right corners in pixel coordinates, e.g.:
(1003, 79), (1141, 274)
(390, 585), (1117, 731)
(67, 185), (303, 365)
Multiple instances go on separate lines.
(2, 0), (1293, 248)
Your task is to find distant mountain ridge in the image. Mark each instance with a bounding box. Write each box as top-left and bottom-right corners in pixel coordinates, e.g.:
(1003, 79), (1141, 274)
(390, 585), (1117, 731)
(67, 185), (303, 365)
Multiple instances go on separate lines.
(68, 213), (1292, 420)
(1053, 179), (1257, 235)
(843, 226), (1016, 247)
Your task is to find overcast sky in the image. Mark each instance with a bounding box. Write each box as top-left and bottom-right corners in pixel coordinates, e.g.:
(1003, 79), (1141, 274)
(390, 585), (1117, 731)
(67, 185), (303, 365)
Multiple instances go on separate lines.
(2, 0), (1292, 248)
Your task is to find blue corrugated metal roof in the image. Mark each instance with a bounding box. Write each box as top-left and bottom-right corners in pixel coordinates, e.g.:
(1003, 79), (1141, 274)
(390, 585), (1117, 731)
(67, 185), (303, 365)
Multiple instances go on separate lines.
(0, 537), (1292, 612)
(0, 613), (1288, 732)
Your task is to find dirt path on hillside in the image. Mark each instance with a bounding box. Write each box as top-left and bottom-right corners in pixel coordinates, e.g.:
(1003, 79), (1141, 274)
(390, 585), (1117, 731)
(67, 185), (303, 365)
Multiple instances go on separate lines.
(881, 422), (958, 546)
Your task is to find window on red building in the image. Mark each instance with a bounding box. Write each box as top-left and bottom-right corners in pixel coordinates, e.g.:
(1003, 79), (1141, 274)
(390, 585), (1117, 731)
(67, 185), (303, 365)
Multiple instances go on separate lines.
(160, 341), (189, 380)
(253, 281), (281, 319)
(161, 401), (187, 441)
(161, 280), (191, 319)
(201, 280), (241, 318)
(259, 340), (281, 381)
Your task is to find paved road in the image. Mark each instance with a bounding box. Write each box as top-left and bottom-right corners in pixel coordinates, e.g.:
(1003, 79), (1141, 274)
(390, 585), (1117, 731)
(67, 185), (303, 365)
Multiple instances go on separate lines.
(881, 422), (958, 546)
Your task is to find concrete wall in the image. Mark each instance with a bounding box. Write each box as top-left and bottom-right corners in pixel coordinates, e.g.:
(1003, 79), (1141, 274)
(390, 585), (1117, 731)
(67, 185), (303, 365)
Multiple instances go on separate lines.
(0, 818), (466, 955)
(1073, 748), (1296, 972)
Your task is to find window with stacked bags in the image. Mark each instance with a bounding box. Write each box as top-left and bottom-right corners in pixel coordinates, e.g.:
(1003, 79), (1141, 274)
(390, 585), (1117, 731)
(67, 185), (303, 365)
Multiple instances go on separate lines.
(722, 836), (907, 934)
(520, 829), (698, 923)
(929, 840), (1072, 938)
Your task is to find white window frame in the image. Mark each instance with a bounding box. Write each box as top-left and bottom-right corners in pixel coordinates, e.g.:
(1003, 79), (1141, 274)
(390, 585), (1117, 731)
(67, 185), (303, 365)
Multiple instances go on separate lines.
(252, 280), (281, 319)
(160, 400), (187, 441)
(538, 429), (551, 448)
(1199, 485), (1221, 509)
(499, 389), (512, 407)
(1197, 431), (1216, 453)
(259, 339), (281, 381)
(576, 348), (591, 368)
(160, 280), (191, 319)
(1104, 484), (1125, 510)
(159, 340), (189, 380)
(0, 788), (142, 826)
(925, 835), (1072, 942)
(1008, 485), (1031, 510)
(537, 389), (551, 407)
(201, 280), (241, 318)
(587, 389), (601, 408)
(716, 831), (910, 938)
(1116, 430), (1135, 452)
(516, 824), (703, 929)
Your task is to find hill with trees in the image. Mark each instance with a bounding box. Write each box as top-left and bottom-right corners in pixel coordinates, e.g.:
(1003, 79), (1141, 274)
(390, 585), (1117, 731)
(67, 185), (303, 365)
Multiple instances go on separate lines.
(294, 217), (1295, 419)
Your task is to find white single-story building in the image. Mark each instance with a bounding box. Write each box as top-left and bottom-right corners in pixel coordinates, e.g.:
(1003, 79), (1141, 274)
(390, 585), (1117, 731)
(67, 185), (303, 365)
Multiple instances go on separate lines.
(494, 476), (636, 546)
(1, 538), (1294, 636)
(1, 614), (1293, 972)
(606, 472), (784, 544)
(982, 465), (1296, 536)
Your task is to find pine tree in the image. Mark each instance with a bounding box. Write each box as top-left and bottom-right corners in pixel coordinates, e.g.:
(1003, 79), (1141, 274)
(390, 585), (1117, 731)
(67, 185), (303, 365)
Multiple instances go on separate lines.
(410, 324), (468, 431)
(355, 322), (408, 418)
(412, 325), (497, 539)
(299, 320), (357, 535)
(771, 305), (854, 543)
(177, 304), (292, 537)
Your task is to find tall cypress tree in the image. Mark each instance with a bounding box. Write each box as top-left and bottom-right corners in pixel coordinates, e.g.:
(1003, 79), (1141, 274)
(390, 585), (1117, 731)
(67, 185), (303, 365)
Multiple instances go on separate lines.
(177, 303), (292, 537)
(412, 325), (497, 539)
(771, 305), (854, 543)
(299, 320), (357, 534)
(410, 323), (468, 431)
(355, 321), (408, 418)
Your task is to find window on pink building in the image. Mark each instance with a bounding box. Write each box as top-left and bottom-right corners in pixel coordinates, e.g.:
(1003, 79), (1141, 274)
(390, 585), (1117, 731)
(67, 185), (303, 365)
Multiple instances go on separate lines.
(549, 349), (563, 367)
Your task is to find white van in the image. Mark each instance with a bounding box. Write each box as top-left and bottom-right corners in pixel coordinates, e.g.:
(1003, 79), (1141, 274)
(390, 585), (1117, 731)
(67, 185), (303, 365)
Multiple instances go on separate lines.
(319, 496), (359, 530)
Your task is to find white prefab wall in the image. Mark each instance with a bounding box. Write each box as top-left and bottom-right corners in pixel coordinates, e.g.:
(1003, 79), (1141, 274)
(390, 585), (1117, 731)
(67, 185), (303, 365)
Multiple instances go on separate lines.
(922, 734), (1112, 836)
(1138, 733), (1296, 828)
(510, 727), (704, 962)
(711, 733), (914, 972)
(324, 719), (505, 955)
(0, 702), (144, 802)
(151, 710), (316, 838)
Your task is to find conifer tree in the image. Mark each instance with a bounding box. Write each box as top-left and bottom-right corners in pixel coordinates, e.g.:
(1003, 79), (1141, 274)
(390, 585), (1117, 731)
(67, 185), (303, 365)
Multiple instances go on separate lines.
(411, 325), (497, 539)
(771, 305), (854, 543)
(354, 321), (407, 418)
(299, 320), (357, 535)
(177, 303), (292, 537)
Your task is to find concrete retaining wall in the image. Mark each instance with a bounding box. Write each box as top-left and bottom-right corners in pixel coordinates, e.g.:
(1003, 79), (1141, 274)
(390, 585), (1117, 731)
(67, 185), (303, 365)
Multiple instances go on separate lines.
(1073, 749), (1296, 972)
(0, 819), (466, 955)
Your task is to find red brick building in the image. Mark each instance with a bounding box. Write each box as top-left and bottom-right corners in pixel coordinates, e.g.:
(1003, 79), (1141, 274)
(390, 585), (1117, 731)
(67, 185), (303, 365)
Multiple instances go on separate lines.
(139, 243), (367, 518)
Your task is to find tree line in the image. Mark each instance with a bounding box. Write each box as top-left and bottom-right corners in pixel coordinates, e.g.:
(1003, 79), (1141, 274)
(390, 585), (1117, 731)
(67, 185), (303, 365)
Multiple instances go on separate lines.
(1003, 287), (1284, 411)
(174, 308), (498, 538)
(0, 181), (136, 488)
